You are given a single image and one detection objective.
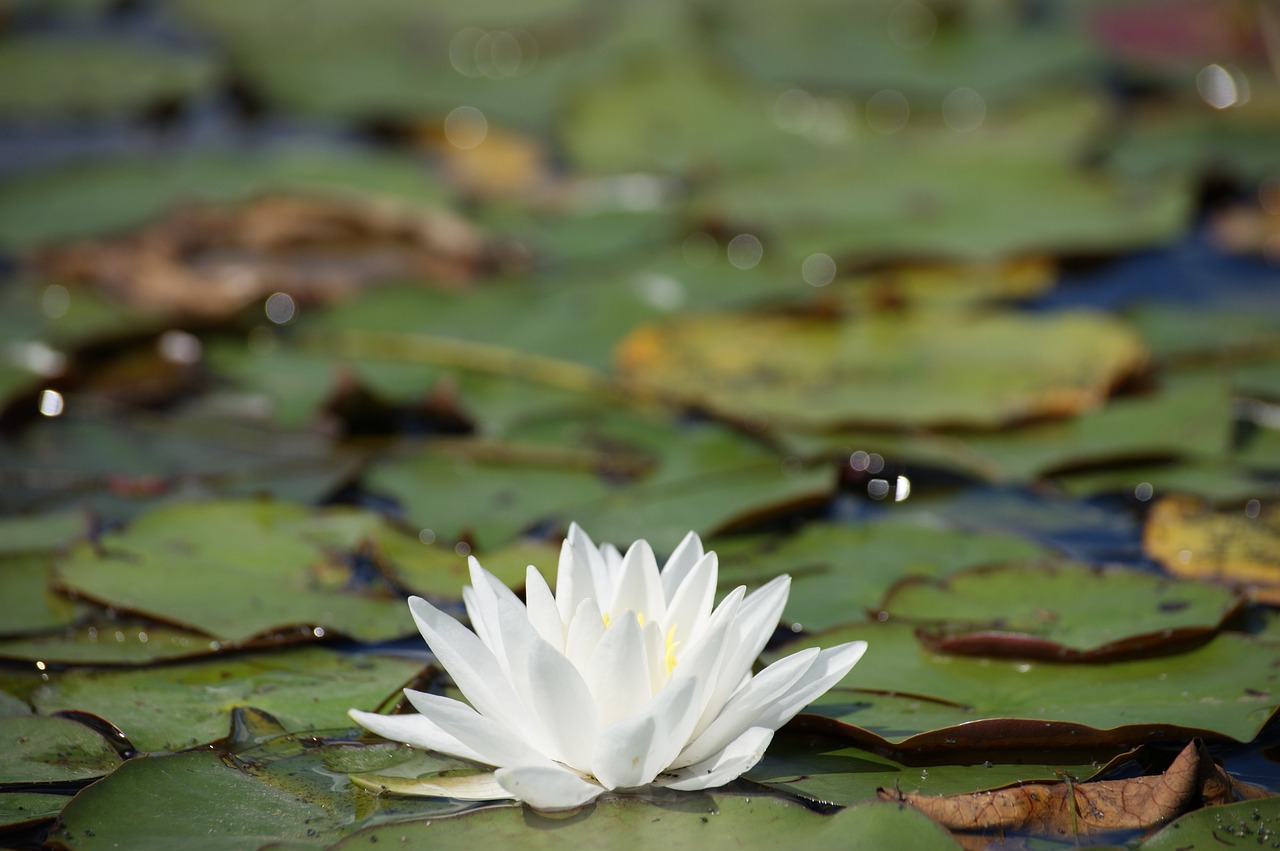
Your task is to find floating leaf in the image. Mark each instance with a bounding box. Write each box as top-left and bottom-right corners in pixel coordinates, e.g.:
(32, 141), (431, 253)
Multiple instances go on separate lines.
(713, 520), (1051, 632)
(616, 308), (1148, 431)
(0, 619), (225, 667)
(0, 715), (122, 784)
(52, 500), (431, 642)
(776, 620), (1280, 751)
(881, 561), (1243, 661)
(0, 554), (83, 638)
(0, 36), (216, 119)
(1139, 796), (1280, 849)
(32, 648), (424, 752)
(883, 739), (1264, 841)
(0, 792), (68, 834)
(328, 795), (962, 850)
(1144, 495), (1280, 603)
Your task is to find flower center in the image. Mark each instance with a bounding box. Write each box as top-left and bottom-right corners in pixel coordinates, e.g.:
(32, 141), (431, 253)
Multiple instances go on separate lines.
(600, 612), (681, 676)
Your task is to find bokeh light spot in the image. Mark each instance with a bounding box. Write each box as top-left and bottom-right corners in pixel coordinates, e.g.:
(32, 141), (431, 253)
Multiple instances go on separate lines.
(444, 106), (488, 149)
(943, 87), (986, 132)
(802, 253), (837, 286)
(264, 292), (297, 324)
(727, 233), (763, 269)
(866, 89), (909, 134)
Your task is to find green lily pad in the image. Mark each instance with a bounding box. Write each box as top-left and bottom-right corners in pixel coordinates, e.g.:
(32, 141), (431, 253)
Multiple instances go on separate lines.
(0, 792), (68, 832)
(713, 520), (1051, 632)
(1058, 460), (1280, 504)
(616, 308), (1147, 431)
(696, 152), (1191, 263)
(0, 510), (90, 556)
(0, 690), (31, 716)
(53, 500), (425, 642)
(746, 732), (1101, 807)
(881, 561), (1243, 660)
(378, 537), (556, 598)
(0, 715), (122, 784)
(1139, 796), (1280, 849)
(32, 648), (424, 752)
(0, 554), (83, 638)
(0, 147), (452, 251)
(0, 36), (216, 119)
(329, 795), (961, 850)
(777, 620), (1280, 750)
(0, 620), (223, 667)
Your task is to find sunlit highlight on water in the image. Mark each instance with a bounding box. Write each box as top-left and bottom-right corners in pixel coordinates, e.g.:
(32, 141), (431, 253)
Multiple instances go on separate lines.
(1135, 482), (1154, 501)
(38, 388), (64, 417)
(802, 253), (836, 286)
(1247, 500), (1262, 519)
(264, 292), (297, 324)
(418, 528), (436, 545)
(635, 273), (685, 310)
(9, 340), (65, 376)
(1196, 64), (1248, 109)
(454, 541), (471, 557)
(849, 450), (885, 473)
(867, 478), (890, 500)
(444, 106), (488, 149)
(157, 330), (202, 365)
(894, 475), (911, 501)
(727, 233), (763, 269)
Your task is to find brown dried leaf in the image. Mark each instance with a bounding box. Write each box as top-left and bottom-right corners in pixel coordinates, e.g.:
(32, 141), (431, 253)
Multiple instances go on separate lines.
(878, 740), (1269, 840)
(33, 194), (500, 320)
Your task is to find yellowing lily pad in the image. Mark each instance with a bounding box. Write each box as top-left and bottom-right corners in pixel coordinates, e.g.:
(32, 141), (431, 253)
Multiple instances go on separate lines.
(615, 309), (1148, 431)
(881, 561), (1243, 661)
(31, 647), (425, 752)
(1144, 495), (1280, 603)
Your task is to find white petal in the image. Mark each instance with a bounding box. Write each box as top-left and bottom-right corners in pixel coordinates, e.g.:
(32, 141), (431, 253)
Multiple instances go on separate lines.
(642, 618), (668, 693)
(585, 612), (651, 727)
(555, 536), (592, 625)
(568, 523), (613, 605)
(659, 530), (704, 601)
(347, 708), (487, 764)
(406, 596), (527, 737)
(672, 647), (819, 769)
(607, 539), (666, 625)
(524, 635), (598, 772)
(591, 676), (697, 789)
(525, 565), (565, 651)
(461, 585), (505, 677)
(564, 596), (604, 676)
(495, 765), (604, 811)
(692, 576), (790, 738)
(744, 640), (868, 731)
(402, 690), (555, 770)
(658, 726), (774, 792)
(663, 552), (717, 652)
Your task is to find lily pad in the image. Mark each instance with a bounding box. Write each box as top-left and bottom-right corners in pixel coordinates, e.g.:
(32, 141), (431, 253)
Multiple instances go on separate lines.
(328, 795), (961, 850)
(1139, 796), (1280, 849)
(776, 620), (1280, 750)
(0, 36), (216, 119)
(746, 732), (1101, 807)
(1143, 495), (1280, 603)
(0, 620), (226, 667)
(713, 520), (1051, 632)
(616, 308), (1147, 431)
(0, 554), (82, 638)
(31, 648), (425, 752)
(881, 561), (1243, 661)
(0, 510), (90, 556)
(0, 792), (68, 832)
(0, 714), (122, 784)
(53, 500), (426, 642)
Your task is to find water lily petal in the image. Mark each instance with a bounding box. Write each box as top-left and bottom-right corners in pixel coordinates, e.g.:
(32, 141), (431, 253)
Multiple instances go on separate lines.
(494, 765), (603, 812)
(525, 633), (599, 773)
(663, 551), (717, 652)
(748, 641), (869, 731)
(592, 714), (656, 790)
(671, 647), (819, 769)
(406, 596), (527, 737)
(660, 530), (705, 602)
(564, 596), (604, 676)
(607, 538), (666, 625)
(586, 611), (652, 726)
(659, 726), (774, 792)
(402, 689), (556, 769)
(350, 769), (512, 800)
(525, 565), (564, 651)
(568, 522), (612, 606)
(555, 535), (592, 625)
(347, 709), (487, 764)
(692, 575), (791, 737)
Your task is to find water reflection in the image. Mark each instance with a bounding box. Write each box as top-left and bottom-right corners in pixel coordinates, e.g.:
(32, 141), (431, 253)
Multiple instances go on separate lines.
(1196, 64), (1248, 109)
(38, 388), (64, 417)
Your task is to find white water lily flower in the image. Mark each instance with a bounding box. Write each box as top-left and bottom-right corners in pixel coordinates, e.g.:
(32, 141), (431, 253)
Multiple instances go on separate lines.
(349, 523), (867, 811)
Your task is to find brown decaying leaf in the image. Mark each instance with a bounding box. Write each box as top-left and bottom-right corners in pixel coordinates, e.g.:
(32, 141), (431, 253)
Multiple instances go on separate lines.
(32, 194), (500, 319)
(879, 739), (1272, 841)
(913, 624), (1230, 664)
(1144, 494), (1280, 603)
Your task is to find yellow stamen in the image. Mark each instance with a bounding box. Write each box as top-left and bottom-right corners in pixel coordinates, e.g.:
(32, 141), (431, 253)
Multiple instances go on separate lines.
(665, 625), (679, 675)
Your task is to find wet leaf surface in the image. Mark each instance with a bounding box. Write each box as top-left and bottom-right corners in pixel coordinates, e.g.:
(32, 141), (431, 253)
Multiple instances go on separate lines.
(1138, 795), (1280, 849)
(882, 561), (1243, 661)
(776, 620), (1280, 751)
(0, 715), (122, 785)
(0, 792), (68, 833)
(31, 648), (424, 752)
